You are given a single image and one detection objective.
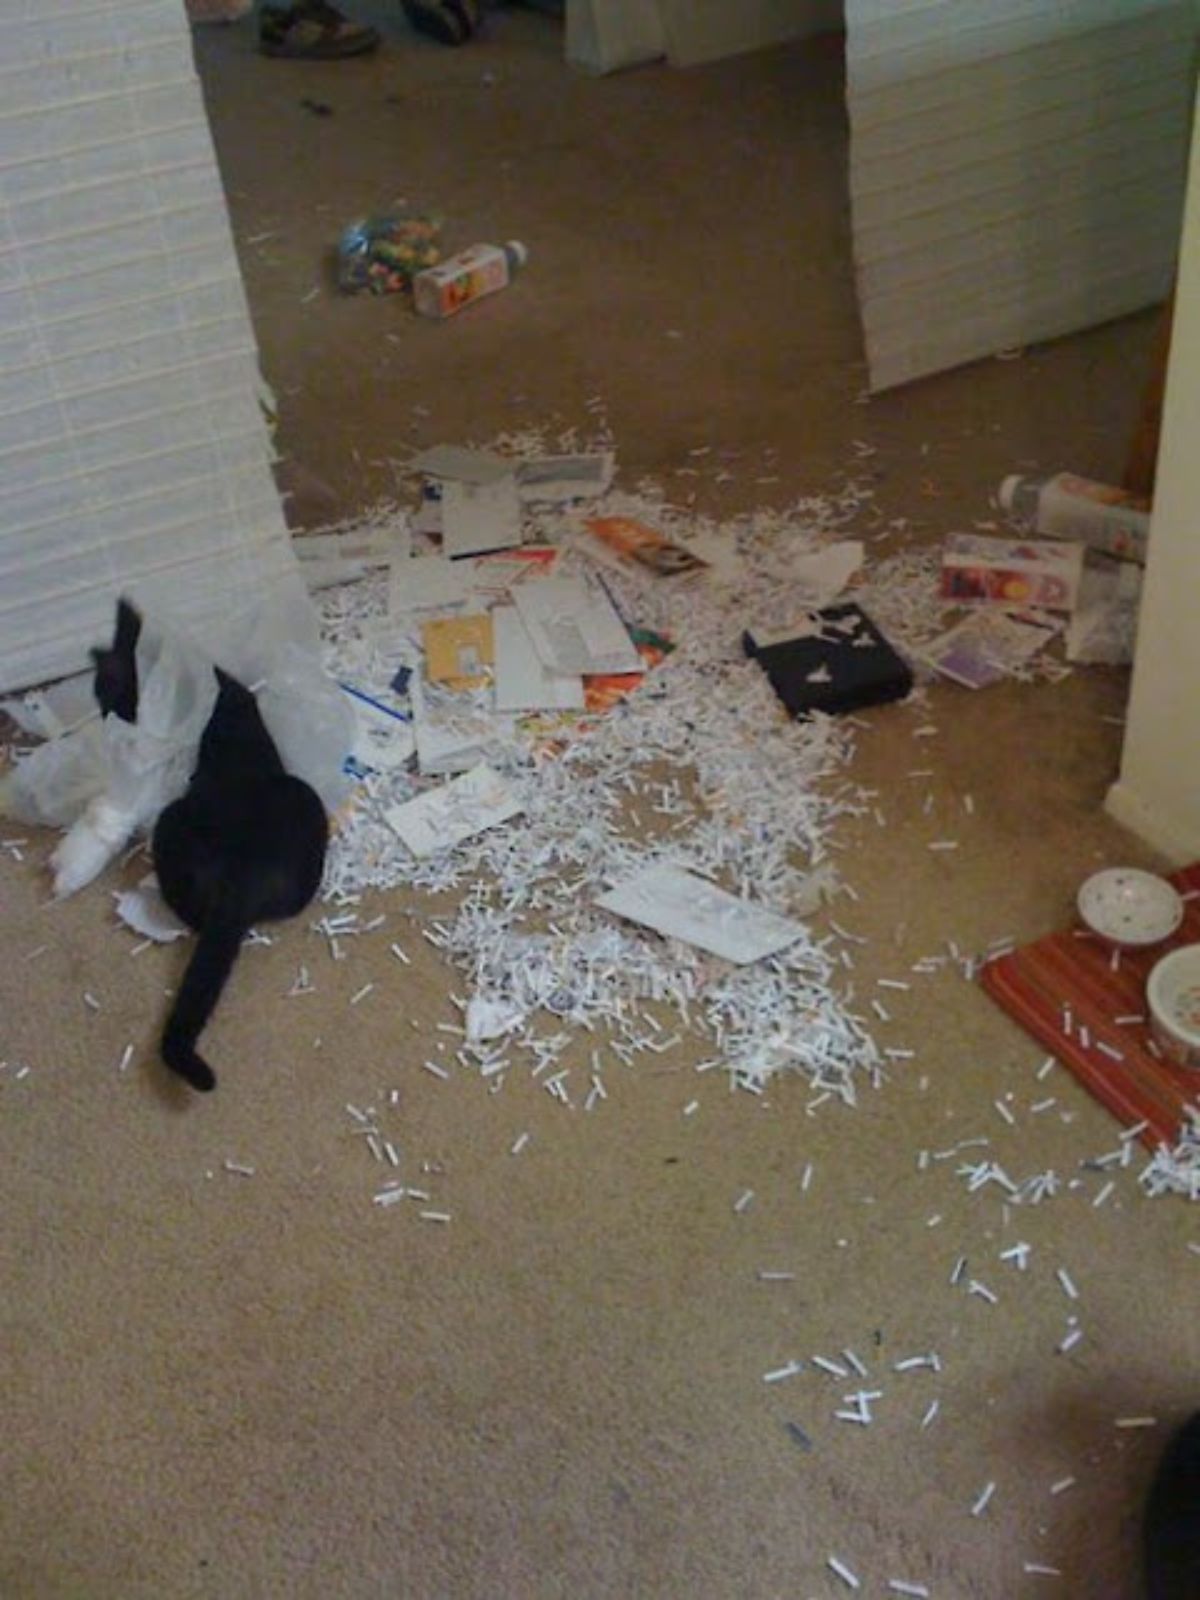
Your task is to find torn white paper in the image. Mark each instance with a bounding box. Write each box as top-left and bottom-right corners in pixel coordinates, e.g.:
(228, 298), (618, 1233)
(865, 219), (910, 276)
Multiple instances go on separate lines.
(384, 763), (524, 858)
(492, 606), (585, 712)
(343, 686), (415, 771)
(596, 864), (807, 965)
(512, 575), (642, 676)
(114, 875), (188, 943)
(465, 994), (528, 1042)
(411, 676), (510, 776)
(1066, 559), (1142, 665)
(746, 542), (864, 646)
(440, 477), (524, 560)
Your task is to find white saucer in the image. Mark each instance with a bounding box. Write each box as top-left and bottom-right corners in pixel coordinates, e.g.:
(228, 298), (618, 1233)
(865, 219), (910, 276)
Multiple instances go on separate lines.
(1077, 868), (1183, 948)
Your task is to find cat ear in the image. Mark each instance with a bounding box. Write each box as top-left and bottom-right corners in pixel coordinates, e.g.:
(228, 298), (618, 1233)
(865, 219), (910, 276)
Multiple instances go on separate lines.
(113, 597), (142, 655)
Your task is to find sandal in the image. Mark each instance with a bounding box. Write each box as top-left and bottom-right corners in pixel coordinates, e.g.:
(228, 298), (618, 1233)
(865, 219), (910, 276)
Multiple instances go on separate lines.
(259, 1), (381, 57)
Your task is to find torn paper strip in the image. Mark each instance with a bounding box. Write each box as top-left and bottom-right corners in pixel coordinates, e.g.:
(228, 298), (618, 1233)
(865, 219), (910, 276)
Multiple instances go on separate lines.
(596, 864), (807, 964)
(384, 763), (524, 858)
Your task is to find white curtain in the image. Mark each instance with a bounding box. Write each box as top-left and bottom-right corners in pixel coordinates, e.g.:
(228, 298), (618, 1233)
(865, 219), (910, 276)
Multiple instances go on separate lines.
(845, 0), (1198, 390)
(0, 0), (303, 693)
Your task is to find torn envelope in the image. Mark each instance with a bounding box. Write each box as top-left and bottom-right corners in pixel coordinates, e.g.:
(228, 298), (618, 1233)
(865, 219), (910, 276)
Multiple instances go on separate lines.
(384, 763), (524, 857)
(492, 605), (585, 712)
(512, 574), (642, 676)
(596, 864), (807, 965)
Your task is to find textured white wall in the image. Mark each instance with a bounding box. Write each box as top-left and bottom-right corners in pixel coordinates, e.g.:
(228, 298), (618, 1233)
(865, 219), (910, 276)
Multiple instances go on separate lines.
(845, 0), (1197, 391)
(0, 0), (300, 692)
(1108, 84), (1200, 861)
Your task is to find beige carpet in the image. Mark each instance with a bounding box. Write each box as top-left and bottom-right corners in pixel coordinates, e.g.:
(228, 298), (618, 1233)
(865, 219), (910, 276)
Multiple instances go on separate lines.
(1, 11), (1194, 1598)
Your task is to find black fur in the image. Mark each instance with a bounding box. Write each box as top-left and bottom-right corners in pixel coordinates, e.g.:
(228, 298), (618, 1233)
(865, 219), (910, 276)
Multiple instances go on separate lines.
(92, 601), (328, 1092)
(1144, 1412), (1200, 1600)
(90, 598), (142, 724)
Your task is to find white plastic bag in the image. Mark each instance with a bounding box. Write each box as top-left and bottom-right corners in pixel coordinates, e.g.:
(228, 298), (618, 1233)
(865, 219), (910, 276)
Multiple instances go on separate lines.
(1, 593), (353, 897)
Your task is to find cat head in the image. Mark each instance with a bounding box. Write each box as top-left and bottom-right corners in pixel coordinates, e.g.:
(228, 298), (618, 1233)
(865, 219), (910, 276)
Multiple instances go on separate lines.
(91, 597), (143, 723)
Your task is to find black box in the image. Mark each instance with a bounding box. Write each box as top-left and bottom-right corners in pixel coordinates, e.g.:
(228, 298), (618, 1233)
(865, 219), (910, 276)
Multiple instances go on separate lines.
(743, 602), (913, 719)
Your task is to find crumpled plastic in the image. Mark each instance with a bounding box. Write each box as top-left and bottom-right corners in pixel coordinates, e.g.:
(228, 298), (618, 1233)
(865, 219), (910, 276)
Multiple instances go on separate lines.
(1, 592), (354, 898)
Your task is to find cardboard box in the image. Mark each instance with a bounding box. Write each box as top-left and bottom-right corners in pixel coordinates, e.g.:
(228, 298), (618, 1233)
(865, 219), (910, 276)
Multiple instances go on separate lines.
(940, 534), (1083, 612)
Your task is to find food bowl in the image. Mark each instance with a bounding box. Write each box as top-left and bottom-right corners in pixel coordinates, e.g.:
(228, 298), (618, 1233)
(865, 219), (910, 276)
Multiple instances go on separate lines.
(1076, 868), (1183, 948)
(1147, 944), (1200, 1069)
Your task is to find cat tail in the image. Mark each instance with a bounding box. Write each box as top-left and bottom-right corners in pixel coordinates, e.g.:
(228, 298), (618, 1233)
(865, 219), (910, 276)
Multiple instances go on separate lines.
(161, 914), (246, 1092)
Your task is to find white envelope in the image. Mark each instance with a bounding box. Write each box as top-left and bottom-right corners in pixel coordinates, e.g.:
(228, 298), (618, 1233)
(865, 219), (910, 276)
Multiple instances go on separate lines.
(384, 763), (524, 857)
(596, 864), (806, 964)
(512, 575), (641, 676)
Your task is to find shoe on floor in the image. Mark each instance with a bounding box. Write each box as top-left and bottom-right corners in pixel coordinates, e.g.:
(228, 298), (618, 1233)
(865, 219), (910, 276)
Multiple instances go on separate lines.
(401, 0), (479, 45)
(259, 1), (381, 57)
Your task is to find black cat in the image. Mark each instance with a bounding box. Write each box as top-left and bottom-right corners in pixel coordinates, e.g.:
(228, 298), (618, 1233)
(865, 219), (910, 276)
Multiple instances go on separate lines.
(1144, 1411), (1200, 1600)
(92, 599), (329, 1091)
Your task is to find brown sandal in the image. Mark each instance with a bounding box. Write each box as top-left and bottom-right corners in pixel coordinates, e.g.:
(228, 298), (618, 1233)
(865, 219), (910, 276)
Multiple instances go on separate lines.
(259, 1), (381, 58)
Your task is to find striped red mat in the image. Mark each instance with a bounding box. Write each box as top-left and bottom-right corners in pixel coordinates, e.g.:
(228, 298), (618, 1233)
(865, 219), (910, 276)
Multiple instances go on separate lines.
(980, 863), (1200, 1150)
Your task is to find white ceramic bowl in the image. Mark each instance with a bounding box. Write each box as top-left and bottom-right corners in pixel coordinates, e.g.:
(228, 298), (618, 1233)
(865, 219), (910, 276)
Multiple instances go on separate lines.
(1077, 868), (1183, 948)
(1147, 944), (1200, 1069)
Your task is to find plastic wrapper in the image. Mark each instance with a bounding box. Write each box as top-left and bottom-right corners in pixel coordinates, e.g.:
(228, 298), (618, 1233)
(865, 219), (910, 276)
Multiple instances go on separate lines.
(337, 214), (441, 295)
(1, 593), (354, 898)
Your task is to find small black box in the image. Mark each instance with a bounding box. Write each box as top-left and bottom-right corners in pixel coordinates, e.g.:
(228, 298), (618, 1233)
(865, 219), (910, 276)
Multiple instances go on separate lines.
(743, 602), (913, 719)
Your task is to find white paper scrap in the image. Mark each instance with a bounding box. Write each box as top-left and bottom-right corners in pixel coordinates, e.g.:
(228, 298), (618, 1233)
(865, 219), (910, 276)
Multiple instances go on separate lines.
(384, 764), (524, 858)
(596, 865), (807, 964)
(114, 875), (188, 943)
(410, 676), (509, 776)
(343, 686), (415, 771)
(440, 476), (523, 559)
(513, 575), (642, 676)
(465, 994), (528, 1042)
(492, 606), (585, 712)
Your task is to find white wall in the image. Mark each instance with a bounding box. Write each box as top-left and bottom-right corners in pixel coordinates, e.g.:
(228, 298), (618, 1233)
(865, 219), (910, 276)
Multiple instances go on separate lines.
(1107, 85), (1200, 860)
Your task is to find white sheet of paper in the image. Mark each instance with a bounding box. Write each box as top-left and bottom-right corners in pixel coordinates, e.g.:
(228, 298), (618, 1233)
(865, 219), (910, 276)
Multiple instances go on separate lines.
(492, 606), (585, 712)
(388, 555), (471, 618)
(384, 763), (524, 858)
(440, 476), (523, 559)
(409, 445), (511, 485)
(512, 575), (642, 676)
(596, 864), (806, 964)
(410, 676), (509, 775)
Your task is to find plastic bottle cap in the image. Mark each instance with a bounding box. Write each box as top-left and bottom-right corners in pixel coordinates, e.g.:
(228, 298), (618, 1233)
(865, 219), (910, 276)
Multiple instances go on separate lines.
(505, 240), (529, 268)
